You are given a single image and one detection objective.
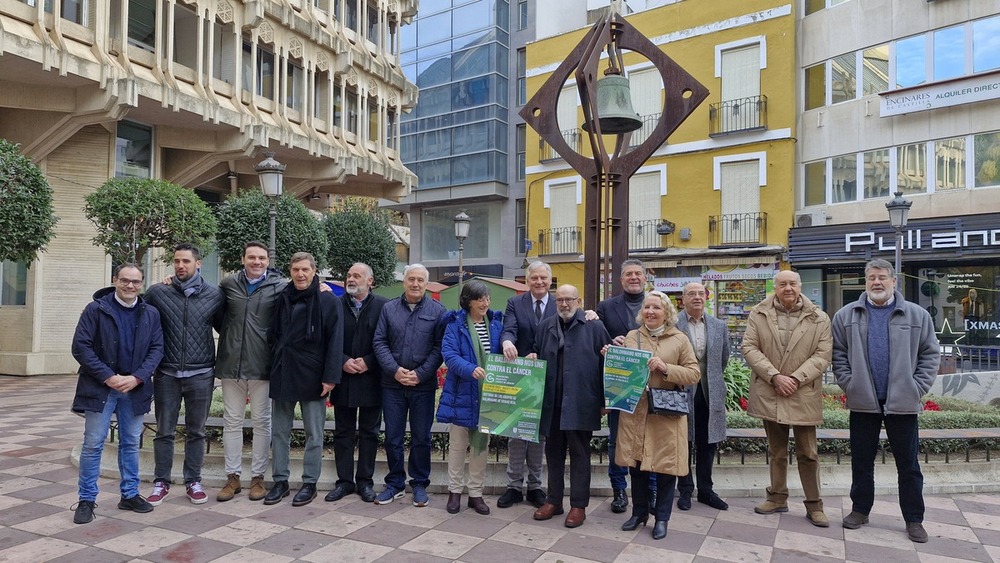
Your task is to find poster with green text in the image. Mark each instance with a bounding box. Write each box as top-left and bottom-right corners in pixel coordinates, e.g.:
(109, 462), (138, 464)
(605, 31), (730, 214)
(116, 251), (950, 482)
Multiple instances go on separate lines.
(478, 354), (546, 443)
(603, 345), (652, 414)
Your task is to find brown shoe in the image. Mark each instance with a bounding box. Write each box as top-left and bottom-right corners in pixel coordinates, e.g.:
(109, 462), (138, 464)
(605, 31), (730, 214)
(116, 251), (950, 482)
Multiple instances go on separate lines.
(533, 502), (564, 521)
(468, 496), (490, 515)
(217, 473), (241, 502)
(807, 510), (830, 528)
(248, 475), (266, 501)
(564, 507), (586, 528)
(446, 493), (461, 514)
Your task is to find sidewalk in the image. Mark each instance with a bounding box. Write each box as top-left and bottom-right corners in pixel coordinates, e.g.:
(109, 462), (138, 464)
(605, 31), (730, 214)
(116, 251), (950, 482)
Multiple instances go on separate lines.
(1, 374), (999, 562)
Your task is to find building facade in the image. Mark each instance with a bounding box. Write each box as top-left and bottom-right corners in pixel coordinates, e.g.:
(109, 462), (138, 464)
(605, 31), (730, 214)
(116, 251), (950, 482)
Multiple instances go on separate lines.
(0, 0), (417, 375)
(523, 0), (796, 344)
(791, 0), (1000, 350)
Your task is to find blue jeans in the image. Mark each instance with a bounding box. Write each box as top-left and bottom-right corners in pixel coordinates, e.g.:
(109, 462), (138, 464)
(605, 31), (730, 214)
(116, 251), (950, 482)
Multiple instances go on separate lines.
(78, 390), (143, 501)
(606, 410), (629, 490)
(382, 387), (434, 490)
(153, 371), (214, 484)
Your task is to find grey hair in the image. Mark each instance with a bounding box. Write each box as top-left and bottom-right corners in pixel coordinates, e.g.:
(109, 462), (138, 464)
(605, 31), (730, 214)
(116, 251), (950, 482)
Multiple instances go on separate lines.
(403, 263), (429, 279)
(773, 269), (801, 284)
(864, 258), (895, 278)
(526, 260), (552, 277)
(621, 258), (645, 270)
(351, 262), (374, 280)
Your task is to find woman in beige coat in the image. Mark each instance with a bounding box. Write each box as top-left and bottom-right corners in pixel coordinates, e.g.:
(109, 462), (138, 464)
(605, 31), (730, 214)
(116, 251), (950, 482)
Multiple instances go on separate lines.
(614, 291), (700, 540)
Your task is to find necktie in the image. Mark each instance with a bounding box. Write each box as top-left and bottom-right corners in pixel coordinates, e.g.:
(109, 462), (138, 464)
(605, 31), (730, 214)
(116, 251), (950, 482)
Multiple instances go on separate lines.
(535, 299), (543, 323)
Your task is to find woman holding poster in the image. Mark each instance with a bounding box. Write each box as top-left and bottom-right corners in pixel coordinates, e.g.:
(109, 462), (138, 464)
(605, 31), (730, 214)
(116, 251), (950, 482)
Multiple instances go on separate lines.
(438, 280), (503, 516)
(615, 291), (700, 540)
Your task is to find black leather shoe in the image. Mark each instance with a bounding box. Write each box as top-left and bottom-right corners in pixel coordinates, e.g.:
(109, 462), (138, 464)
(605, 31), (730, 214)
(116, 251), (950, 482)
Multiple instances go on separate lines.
(610, 489), (628, 513)
(620, 514), (648, 531)
(698, 492), (729, 511)
(358, 485), (377, 503)
(497, 488), (523, 508)
(73, 500), (96, 524)
(263, 481), (290, 505)
(649, 488), (657, 515)
(118, 495), (153, 513)
(468, 496), (490, 515)
(677, 492), (692, 511)
(526, 488), (547, 508)
(447, 492), (461, 514)
(325, 484), (354, 502)
(293, 483), (317, 506)
(652, 520), (668, 540)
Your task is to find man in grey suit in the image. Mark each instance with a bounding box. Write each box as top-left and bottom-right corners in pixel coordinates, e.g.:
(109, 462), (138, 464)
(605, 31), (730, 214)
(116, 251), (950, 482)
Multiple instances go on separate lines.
(675, 282), (731, 511)
(497, 260), (554, 509)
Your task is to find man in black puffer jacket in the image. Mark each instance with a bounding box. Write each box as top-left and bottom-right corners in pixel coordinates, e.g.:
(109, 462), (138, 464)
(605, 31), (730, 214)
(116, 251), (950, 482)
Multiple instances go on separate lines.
(144, 244), (226, 506)
(264, 252), (344, 508)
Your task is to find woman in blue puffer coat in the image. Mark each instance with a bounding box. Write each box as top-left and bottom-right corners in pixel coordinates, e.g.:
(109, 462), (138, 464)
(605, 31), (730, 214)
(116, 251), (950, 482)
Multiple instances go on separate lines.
(437, 279), (503, 516)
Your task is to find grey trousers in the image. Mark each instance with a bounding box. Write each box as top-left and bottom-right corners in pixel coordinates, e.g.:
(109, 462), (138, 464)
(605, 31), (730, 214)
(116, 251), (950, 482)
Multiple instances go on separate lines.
(272, 399), (326, 484)
(505, 436), (545, 491)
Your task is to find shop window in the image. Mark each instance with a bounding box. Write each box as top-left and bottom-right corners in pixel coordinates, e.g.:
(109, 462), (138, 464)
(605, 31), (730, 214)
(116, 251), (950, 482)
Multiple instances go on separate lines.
(804, 63), (825, 110)
(935, 137), (966, 191)
(974, 132), (1000, 188)
(896, 143), (927, 195)
(173, 3), (198, 69)
(803, 161), (826, 206)
(128, 0), (156, 51)
(831, 53), (856, 104)
(516, 124), (526, 181)
(894, 35), (925, 89)
(116, 121), (152, 179)
(0, 260), (28, 306)
(861, 45), (889, 96)
(973, 16), (1000, 73)
(863, 149), (890, 199)
(832, 154), (857, 203)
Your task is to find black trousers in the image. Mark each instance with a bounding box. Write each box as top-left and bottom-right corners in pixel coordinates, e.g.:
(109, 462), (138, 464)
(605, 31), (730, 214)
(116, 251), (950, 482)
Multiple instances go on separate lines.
(849, 410), (924, 523)
(545, 409), (593, 509)
(333, 405), (382, 489)
(631, 465), (676, 522)
(677, 385), (717, 496)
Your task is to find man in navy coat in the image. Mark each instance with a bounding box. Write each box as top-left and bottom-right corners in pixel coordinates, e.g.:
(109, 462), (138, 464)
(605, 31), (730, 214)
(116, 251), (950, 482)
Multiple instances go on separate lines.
(497, 260), (554, 509)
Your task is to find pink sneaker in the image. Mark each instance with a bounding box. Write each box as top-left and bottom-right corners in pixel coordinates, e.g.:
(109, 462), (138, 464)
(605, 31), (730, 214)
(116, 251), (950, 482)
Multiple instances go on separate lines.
(147, 481), (169, 506)
(186, 482), (208, 504)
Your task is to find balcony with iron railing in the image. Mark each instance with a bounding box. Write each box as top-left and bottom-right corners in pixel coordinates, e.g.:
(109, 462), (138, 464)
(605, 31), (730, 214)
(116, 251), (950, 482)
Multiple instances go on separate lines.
(539, 128), (582, 161)
(628, 219), (674, 250)
(627, 113), (661, 149)
(709, 212), (768, 247)
(537, 226), (583, 255)
(709, 95), (767, 137)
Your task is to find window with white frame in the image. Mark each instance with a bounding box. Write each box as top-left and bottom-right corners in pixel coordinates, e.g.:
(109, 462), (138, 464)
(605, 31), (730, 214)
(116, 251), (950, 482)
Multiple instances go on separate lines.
(719, 160), (761, 244)
(719, 42), (762, 131)
(628, 68), (662, 145)
(546, 181), (579, 254)
(627, 169), (665, 250)
(0, 260), (28, 306)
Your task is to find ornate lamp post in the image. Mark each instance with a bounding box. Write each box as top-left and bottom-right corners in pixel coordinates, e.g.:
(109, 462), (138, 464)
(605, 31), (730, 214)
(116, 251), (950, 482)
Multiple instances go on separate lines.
(886, 190), (912, 296)
(255, 151), (286, 264)
(454, 210), (471, 289)
(520, 1), (708, 306)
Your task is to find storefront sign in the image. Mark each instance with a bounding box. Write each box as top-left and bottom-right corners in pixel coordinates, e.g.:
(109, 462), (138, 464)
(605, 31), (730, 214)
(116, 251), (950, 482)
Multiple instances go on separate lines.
(845, 228), (1000, 252)
(703, 263), (777, 280)
(880, 71), (1000, 117)
(653, 277), (703, 292)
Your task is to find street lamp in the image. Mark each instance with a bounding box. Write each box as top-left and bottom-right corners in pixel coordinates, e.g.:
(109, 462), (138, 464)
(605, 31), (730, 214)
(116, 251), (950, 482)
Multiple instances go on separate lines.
(885, 190), (912, 295)
(255, 151), (285, 264)
(454, 210), (471, 289)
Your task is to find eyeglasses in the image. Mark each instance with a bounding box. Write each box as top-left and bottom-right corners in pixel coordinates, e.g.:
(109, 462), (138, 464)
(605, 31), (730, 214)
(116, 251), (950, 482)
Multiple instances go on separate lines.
(555, 297), (578, 304)
(118, 278), (143, 287)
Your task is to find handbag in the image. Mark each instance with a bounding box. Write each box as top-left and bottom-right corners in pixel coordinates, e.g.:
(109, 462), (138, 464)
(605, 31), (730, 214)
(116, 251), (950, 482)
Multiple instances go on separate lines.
(646, 386), (689, 417)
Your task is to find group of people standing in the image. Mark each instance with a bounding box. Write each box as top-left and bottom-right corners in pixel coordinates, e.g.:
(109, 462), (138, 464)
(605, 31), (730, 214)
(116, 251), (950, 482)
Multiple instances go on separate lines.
(68, 246), (939, 545)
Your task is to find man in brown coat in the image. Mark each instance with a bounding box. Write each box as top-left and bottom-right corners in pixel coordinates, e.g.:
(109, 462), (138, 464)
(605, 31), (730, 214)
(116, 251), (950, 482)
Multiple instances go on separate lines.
(742, 270), (832, 527)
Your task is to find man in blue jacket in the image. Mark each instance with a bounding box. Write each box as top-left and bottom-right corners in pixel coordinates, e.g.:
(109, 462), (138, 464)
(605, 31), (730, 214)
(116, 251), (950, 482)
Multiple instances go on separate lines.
(832, 258), (939, 544)
(144, 244), (225, 506)
(373, 264), (446, 507)
(71, 263), (164, 524)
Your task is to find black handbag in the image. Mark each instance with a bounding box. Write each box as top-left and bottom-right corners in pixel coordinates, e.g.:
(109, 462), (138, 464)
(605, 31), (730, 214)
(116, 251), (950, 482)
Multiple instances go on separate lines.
(646, 386), (689, 417)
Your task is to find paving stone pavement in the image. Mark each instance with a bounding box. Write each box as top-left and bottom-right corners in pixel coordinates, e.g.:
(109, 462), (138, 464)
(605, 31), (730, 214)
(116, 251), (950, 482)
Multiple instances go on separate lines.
(2, 374), (999, 563)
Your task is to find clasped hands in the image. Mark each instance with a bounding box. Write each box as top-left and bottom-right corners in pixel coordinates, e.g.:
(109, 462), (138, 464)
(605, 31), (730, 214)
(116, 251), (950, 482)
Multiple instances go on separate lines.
(771, 373), (799, 397)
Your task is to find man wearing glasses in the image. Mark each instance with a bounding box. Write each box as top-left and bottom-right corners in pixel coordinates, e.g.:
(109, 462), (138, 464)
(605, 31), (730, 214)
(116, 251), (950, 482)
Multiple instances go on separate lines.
(71, 263), (164, 524)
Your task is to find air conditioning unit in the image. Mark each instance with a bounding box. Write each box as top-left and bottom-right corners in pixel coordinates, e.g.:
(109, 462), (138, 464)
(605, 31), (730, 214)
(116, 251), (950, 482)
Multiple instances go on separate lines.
(794, 210), (827, 228)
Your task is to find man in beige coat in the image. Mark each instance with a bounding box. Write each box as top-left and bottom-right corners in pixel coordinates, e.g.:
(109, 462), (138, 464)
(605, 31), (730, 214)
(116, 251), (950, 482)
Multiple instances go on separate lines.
(742, 270), (832, 527)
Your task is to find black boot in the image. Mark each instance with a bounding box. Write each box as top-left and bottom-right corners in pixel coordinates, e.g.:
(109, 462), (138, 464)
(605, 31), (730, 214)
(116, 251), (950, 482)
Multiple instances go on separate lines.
(620, 512), (648, 531)
(610, 488), (628, 513)
(652, 520), (668, 540)
(648, 488), (658, 515)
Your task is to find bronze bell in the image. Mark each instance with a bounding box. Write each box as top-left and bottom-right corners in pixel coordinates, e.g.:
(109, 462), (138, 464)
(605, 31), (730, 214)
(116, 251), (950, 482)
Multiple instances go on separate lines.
(584, 74), (643, 134)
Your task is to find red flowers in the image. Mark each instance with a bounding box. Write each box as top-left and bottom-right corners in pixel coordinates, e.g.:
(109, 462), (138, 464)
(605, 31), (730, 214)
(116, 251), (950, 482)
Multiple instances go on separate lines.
(923, 400), (940, 411)
(739, 397), (748, 411)
(436, 366), (448, 389)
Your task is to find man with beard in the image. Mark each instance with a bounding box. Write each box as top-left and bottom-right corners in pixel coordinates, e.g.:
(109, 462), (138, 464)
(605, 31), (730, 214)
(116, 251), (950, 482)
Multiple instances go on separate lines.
(264, 252), (344, 507)
(145, 244), (225, 506)
(326, 263), (389, 503)
(531, 285), (612, 529)
(832, 258), (939, 543)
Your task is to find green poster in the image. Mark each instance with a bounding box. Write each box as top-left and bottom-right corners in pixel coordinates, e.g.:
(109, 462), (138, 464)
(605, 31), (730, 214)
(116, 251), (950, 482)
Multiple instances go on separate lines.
(479, 354), (546, 443)
(603, 345), (652, 414)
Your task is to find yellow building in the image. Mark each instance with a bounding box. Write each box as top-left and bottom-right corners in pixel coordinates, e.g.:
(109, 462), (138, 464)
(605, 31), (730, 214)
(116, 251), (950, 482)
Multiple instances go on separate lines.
(0, 0), (417, 375)
(524, 0), (795, 340)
